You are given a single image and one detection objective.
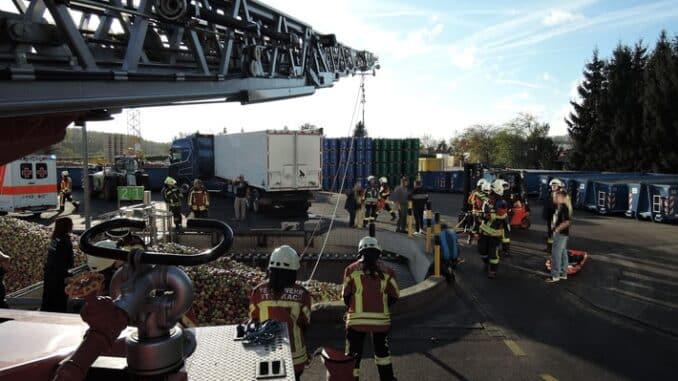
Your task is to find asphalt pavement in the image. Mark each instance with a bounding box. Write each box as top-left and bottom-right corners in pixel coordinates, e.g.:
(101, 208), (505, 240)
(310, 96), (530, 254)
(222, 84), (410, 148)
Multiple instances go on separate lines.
(301, 192), (678, 381)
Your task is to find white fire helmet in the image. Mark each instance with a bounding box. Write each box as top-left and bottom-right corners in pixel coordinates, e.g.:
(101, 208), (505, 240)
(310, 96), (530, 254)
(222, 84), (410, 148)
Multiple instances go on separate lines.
(62, 171), (69, 177)
(492, 179), (508, 196)
(379, 177), (388, 184)
(367, 175), (376, 183)
(549, 178), (564, 189)
(87, 239), (117, 272)
(481, 182), (492, 193)
(164, 176), (177, 186)
(268, 245), (300, 271)
(477, 179), (489, 189)
(358, 236), (382, 253)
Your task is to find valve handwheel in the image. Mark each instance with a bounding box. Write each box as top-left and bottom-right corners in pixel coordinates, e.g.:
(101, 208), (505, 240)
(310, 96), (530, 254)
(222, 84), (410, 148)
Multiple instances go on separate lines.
(65, 272), (105, 298)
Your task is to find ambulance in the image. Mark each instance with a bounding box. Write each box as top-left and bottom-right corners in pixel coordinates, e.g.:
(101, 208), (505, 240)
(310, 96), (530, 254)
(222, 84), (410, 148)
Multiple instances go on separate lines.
(0, 155), (58, 215)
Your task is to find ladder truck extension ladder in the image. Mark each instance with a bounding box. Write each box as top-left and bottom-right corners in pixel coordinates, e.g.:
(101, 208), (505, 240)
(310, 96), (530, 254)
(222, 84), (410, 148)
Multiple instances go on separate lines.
(0, 0), (380, 164)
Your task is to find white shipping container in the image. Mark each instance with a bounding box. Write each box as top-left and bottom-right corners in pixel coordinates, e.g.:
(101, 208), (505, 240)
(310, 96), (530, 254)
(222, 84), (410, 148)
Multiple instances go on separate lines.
(0, 155), (58, 214)
(213, 130), (322, 192)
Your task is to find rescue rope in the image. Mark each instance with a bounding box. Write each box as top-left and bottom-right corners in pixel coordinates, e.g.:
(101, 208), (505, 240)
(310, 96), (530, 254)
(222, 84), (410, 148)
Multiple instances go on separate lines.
(305, 75), (364, 282)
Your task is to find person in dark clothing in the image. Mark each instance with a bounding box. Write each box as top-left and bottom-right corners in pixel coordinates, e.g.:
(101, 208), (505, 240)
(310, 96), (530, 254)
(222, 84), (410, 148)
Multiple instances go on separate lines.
(411, 180), (428, 234)
(344, 183), (363, 228)
(0, 250), (10, 308)
(234, 175), (249, 221)
(41, 217), (74, 313)
(391, 177), (410, 233)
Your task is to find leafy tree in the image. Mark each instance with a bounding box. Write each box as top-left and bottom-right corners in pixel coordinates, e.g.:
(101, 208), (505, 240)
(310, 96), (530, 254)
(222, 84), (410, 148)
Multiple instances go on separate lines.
(454, 125), (496, 164)
(353, 121), (367, 137)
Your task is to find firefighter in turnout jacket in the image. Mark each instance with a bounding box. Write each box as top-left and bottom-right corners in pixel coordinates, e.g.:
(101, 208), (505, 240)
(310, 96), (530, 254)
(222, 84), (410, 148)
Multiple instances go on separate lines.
(59, 171), (78, 211)
(542, 179), (564, 252)
(478, 181), (510, 279)
(377, 177), (397, 221)
(343, 236), (400, 381)
(363, 176), (380, 227)
(161, 177), (183, 229)
(493, 179), (512, 256)
(249, 245), (311, 380)
(466, 179), (490, 244)
(188, 179), (210, 218)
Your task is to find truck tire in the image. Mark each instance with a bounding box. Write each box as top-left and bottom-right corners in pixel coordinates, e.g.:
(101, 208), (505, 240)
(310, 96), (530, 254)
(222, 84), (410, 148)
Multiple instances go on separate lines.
(252, 191), (263, 214)
(88, 174), (100, 197)
(103, 178), (117, 201)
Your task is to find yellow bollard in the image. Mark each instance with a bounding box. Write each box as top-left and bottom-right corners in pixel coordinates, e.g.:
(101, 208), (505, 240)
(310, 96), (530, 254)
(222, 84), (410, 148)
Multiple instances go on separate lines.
(425, 203), (433, 253)
(433, 212), (441, 277)
(407, 200), (414, 237)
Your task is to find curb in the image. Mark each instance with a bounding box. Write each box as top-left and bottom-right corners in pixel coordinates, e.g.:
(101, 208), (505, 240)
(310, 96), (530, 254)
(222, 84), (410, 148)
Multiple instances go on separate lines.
(311, 276), (447, 323)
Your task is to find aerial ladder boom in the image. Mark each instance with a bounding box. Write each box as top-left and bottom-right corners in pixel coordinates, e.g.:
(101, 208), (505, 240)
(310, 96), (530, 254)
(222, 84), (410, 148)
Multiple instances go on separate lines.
(0, 0), (380, 164)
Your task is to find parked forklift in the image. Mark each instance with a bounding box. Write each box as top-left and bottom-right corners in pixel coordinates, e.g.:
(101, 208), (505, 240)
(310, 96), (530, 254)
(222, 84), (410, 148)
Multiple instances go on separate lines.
(89, 155), (148, 201)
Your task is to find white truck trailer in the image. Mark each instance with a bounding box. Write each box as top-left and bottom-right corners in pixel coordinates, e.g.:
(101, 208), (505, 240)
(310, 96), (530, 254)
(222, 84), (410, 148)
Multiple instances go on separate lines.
(170, 129), (322, 214)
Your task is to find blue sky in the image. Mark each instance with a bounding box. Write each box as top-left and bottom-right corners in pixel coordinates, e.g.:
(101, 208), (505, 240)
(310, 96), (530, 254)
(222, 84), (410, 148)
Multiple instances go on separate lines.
(14, 0), (677, 142)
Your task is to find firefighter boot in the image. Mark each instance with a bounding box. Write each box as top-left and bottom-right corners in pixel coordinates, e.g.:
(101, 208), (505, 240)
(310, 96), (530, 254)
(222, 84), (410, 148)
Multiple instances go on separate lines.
(390, 211), (397, 221)
(377, 364), (395, 381)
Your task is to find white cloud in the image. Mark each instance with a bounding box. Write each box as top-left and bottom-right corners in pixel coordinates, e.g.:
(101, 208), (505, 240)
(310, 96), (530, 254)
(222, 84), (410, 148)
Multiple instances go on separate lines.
(450, 45), (478, 70)
(543, 10), (583, 26)
(496, 79), (542, 89)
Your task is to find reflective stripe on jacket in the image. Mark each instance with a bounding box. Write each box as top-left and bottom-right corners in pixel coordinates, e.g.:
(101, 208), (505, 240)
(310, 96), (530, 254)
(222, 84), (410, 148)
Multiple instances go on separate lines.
(342, 260), (399, 332)
(249, 282), (312, 367)
(162, 186), (182, 208)
(189, 190), (209, 211)
(365, 187), (379, 205)
(480, 197), (508, 238)
(60, 178), (72, 193)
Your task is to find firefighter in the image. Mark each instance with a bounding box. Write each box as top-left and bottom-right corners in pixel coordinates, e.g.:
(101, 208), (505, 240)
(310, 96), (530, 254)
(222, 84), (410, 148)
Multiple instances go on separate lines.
(363, 176), (379, 228)
(162, 177), (183, 230)
(493, 179), (512, 256)
(41, 217), (74, 312)
(59, 171), (79, 212)
(188, 179), (210, 218)
(376, 177), (397, 221)
(249, 245), (311, 381)
(477, 181), (508, 279)
(466, 179), (489, 244)
(542, 179), (564, 252)
(343, 236), (399, 381)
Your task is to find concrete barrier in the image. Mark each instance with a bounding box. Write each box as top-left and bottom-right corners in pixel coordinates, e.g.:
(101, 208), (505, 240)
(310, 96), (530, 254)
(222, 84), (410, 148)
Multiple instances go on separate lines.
(311, 276), (447, 323)
(323, 227), (433, 283)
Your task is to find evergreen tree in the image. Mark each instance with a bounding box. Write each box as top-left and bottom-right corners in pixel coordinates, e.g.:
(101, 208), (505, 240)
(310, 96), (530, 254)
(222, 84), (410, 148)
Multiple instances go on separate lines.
(566, 49), (607, 169)
(643, 31), (678, 172)
(605, 42), (646, 171)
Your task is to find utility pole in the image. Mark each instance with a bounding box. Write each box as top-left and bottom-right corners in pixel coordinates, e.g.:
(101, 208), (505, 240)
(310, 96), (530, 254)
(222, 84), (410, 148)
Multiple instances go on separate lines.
(127, 109), (142, 155)
(76, 120), (91, 229)
(361, 75), (366, 128)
